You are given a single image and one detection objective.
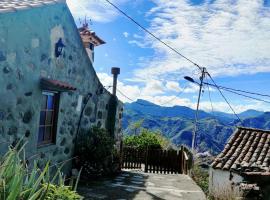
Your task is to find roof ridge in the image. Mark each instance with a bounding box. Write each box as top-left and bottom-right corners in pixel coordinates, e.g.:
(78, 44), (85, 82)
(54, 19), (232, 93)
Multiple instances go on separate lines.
(237, 126), (270, 133)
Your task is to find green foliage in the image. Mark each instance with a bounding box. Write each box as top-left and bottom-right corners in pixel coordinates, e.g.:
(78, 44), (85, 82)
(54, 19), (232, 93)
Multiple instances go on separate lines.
(75, 126), (116, 175)
(129, 119), (144, 135)
(43, 184), (81, 200)
(124, 128), (170, 150)
(191, 164), (209, 195)
(0, 142), (82, 200)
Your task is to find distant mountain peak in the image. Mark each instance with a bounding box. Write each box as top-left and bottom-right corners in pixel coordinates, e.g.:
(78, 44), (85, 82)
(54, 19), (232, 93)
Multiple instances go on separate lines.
(136, 99), (157, 106)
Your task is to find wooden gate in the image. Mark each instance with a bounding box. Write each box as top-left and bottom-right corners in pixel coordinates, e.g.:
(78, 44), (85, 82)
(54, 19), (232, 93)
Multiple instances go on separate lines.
(121, 146), (192, 174)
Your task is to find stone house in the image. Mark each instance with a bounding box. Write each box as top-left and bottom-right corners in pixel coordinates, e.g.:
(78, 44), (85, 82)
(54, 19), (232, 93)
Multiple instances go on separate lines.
(209, 127), (270, 199)
(0, 0), (123, 172)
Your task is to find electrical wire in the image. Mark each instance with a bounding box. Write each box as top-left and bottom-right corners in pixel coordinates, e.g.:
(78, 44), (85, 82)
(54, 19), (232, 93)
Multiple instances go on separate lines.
(103, 0), (270, 117)
(221, 88), (270, 104)
(104, 0), (203, 72)
(207, 73), (243, 124)
(116, 85), (188, 107)
(202, 80), (270, 104)
(203, 82), (270, 99)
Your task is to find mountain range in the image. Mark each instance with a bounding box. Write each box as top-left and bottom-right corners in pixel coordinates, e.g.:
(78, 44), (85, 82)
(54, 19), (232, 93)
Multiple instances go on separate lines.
(123, 99), (269, 154)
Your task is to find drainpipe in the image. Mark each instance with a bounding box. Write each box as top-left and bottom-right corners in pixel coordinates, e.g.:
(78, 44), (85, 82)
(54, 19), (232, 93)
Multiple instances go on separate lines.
(111, 67), (120, 96)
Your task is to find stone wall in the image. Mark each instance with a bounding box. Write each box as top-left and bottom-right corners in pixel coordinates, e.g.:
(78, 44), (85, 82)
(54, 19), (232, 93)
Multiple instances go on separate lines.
(209, 168), (243, 197)
(0, 3), (123, 172)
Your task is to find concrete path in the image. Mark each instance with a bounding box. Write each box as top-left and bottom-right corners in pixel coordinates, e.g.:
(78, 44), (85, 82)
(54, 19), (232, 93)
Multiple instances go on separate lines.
(78, 170), (206, 200)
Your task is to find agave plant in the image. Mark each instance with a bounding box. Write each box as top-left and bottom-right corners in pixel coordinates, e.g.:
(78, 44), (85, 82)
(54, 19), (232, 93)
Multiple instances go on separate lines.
(0, 141), (82, 200)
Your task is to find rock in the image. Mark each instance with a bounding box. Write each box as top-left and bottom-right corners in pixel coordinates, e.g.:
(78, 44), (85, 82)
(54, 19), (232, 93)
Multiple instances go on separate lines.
(0, 110), (5, 120)
(98, 111), (102, 119)
(24, 92), (32, 96)
(97, 121), (102, 128)
(40, 54), (48, 62)
(84, 107), (92, 116)
(8, 126), (18, 135)
(60, 138), (66, 146)
(0, 51), (6, 61)
(25, 130), (30, 137)
(22, 110), (32, 124)
(64, 147), (70, 155)
(6, 83), (13, 90)
(3, 66), (11, 74)
(16, 97), (23, 105)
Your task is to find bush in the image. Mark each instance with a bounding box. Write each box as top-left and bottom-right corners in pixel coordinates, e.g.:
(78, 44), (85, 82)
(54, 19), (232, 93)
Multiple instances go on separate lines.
(0, 141), (82, 200)
(124, 129), (170, 150)
(191, 164), (209, 195)
(75, 126), (117, 176)
(43, 184), (81, 200)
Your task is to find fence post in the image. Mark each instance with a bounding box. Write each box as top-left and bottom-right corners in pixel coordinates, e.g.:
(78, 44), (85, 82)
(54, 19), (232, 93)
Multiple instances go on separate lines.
(145, 146), (149, 173)
(181, 146), (184, 174)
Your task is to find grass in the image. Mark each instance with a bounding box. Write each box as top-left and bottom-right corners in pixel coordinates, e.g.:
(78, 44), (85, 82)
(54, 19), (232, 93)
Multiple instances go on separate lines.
(191, 164), (209, 195)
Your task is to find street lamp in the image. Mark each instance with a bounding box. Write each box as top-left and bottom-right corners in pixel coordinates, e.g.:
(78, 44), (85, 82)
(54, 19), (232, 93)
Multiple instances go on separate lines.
(184, 68), (206, 153)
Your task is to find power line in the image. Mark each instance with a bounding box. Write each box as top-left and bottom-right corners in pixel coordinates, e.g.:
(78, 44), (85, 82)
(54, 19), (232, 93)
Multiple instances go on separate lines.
(104, 0), (203, 71)
(221, 87), (270, 104)
(207, 73), (243, 124)
(116, 85), (188, 107)
(202, 81), (270, 104)
(103, 0), (270, 107)
(204, 82), (270, 99)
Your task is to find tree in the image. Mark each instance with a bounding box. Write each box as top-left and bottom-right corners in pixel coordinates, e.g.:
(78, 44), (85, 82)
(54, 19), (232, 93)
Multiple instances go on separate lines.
(124, 128), (170, 150)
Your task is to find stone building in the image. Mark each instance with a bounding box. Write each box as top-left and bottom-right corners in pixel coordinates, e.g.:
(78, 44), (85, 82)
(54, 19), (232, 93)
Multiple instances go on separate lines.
(0, 0), (123, 172)
(210, 127), (270, 199)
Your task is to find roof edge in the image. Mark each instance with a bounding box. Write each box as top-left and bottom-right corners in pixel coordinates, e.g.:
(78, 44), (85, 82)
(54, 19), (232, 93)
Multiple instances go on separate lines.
(237, 126), (270, 133)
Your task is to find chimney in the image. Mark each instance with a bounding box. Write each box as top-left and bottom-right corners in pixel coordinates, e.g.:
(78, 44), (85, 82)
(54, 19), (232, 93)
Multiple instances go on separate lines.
(111, 67), (120, 96)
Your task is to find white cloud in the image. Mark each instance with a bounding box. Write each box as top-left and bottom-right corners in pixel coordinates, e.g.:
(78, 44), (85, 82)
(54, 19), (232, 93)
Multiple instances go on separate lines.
(123, 32), (129, 38)
(75, 0), (270, 113)
(66, 0), (128, 23)
(133, 0), (270, 81)
(141, 79), (165, 96)
(166, 81), (182, 92)
(97, 73), (270, 113)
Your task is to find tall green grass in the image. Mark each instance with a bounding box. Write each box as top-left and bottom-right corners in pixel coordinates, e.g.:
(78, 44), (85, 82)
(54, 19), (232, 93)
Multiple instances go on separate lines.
(0, 142), (82, 200)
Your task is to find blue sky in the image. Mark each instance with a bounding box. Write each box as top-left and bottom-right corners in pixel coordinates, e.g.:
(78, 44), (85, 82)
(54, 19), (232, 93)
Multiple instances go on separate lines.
(67, 0), (270, 113)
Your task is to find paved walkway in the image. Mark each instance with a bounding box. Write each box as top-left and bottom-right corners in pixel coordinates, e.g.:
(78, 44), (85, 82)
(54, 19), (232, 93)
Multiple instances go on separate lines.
(78, 170), (206, 200)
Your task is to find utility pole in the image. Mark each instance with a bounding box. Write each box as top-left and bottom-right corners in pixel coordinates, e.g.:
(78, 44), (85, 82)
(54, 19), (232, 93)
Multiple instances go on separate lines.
(192, 67), (206, 152)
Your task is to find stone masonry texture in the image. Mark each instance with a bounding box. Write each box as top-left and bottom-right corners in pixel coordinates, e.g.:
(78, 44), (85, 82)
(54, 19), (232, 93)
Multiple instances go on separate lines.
(0, 2), (123, 173)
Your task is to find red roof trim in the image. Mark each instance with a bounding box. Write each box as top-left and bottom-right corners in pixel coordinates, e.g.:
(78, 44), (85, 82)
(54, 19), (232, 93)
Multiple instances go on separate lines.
(40, 78), (76, 92)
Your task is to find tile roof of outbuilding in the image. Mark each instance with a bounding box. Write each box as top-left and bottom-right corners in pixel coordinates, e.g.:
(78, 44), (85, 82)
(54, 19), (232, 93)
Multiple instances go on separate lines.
(211, 127), (270, 175)
(0, 0), (65, 13)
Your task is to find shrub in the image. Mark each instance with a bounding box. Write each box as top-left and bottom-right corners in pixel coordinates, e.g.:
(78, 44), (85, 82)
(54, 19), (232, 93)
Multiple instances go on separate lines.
(0, 141), (82, 200)
(124, 129), (170, 150)
(43, 184), (81, 200)
(75, 126), (116, 176)
(191, 164), (209, 195)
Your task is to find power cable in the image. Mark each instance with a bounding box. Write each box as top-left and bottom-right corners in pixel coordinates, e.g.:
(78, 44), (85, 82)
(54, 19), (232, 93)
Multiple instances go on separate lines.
(202, 81), (270, 104)
(204, 82), (270, 99)
(116, 85), (188, 107)
(221, 88), (270, 104)
(104, 0), (203, 71)
(207, 73), (243, 124)
(103, 0), (270, 121)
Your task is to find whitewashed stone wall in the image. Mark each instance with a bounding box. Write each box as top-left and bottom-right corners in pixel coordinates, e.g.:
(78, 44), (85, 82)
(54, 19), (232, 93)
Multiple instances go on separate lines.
(0, 3), (123, 172)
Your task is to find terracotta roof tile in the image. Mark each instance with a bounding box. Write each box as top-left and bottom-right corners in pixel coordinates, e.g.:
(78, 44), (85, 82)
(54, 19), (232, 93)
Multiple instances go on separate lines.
(212, 127), (270, 174)
(40, 78), (76, 92)
(0, 0), (65, 13)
